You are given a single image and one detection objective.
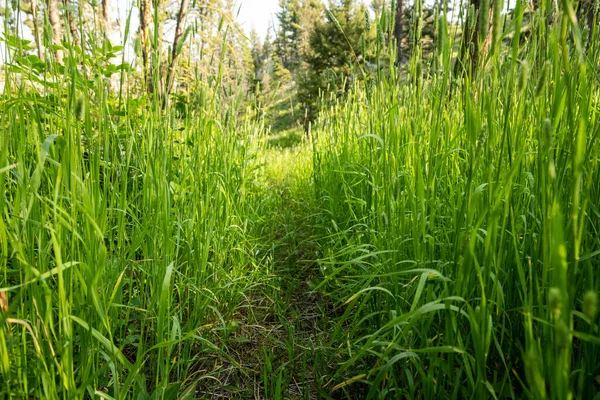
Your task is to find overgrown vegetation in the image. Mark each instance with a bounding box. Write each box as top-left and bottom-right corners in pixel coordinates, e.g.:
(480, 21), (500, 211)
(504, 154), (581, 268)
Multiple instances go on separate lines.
(307, 0), (600, 397)
(1, 0), (599, 399)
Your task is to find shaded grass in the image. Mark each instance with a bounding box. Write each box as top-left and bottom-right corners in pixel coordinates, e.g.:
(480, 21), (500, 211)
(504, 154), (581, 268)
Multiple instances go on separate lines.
(265, 129), (305, 150)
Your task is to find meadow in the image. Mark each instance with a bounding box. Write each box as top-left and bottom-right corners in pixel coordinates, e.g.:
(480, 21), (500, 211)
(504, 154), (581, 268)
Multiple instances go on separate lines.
(1, 0), (599, 399)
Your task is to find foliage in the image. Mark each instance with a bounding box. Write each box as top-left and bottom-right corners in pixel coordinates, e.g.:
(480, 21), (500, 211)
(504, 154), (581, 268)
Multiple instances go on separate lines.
(1, 0), (600, 399)
(297, 0), (375, 126)
(309, 0), (600, 397)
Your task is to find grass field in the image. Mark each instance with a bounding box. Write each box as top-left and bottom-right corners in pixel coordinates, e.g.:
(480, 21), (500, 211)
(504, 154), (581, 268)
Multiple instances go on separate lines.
(1, 1), (600, 399)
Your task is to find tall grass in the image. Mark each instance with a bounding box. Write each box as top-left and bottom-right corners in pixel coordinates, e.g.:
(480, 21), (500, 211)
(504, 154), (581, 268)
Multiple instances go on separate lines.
(311, 2), (600, 398)
(1, 1), (599, 399)
(0, 21), (272, 398)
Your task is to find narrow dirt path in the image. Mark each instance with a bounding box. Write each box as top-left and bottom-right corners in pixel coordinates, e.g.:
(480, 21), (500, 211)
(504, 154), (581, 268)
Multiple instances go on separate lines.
(195, 146), (336, 399)
(255, 148), (335, 400)
(263, 184), (331, 399)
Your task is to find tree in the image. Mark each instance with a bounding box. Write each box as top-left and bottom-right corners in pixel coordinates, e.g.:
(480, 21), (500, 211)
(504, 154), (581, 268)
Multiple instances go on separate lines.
(455, 0), (495, 78)
(296, 0), (322, 64)
(298, 0), (374, 126)
(139, 0), (154, 93)
(63, 0), (80, 48)
(165, 0), (191, 98)
(101, 0), (110, 36)
(248, 29), (264, 86)
(48, 0), (63, 64)
(262, 32), (274, 73)
(273, 0), (322, 83)
(157, 0), (253, 105)
(393, 0), (404, 64)
(275, 0), (301, 71)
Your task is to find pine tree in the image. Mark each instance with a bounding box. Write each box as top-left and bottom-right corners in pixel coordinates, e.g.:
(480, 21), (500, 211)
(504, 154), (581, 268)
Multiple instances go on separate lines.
(296, 0), (322, 64)
(262, 32), (274, 77)
(249, 29), (264, 87)
(297, 0), (374, 124)
(275, 0), (301, 71)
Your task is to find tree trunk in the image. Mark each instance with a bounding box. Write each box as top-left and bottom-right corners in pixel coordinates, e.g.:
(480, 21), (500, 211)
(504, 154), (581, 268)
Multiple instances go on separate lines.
(454, 0), (494, 78)
(165, 0), (191, 99)
(48, 0), (63, 64)
(140, 0), (154, 93)
(101, 0), (110, 36)
(393, 0), (404, 65)
(63, 0), (80, 48)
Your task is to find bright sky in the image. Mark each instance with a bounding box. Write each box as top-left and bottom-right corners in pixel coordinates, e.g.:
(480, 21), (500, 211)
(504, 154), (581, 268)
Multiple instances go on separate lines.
(236, 0), (280, 40)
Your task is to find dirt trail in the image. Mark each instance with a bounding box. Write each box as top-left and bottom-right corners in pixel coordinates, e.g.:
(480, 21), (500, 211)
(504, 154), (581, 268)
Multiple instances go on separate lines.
(255, 167), (334, 400)
(197, 147), (335, 399)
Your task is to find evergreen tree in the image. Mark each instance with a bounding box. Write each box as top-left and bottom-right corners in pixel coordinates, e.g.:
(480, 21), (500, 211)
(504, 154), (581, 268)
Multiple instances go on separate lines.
(296, 0), (323, 65)
(249, 29), (264, 87)
(275, 0), (301, 71)
(297, 0), (374, 125)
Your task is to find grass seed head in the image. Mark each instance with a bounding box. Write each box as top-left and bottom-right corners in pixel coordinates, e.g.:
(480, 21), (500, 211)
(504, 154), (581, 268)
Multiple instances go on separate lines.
(583, 291), (598, 320)
(75, 94), (86, 121)
(518, 62), (529, 94)
(548, 287), (562, 319)
(536, 61), (551, 97)
(415, 60), (422, 80)
(477, 124), (488, 153)
(549, 160), (556, 180)
(134, 38), (142, 58)
(377, 26), (385, 48)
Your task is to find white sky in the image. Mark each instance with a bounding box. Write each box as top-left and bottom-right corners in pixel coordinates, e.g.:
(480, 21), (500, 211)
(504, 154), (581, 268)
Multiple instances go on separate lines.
(236, 0), (280, 40)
